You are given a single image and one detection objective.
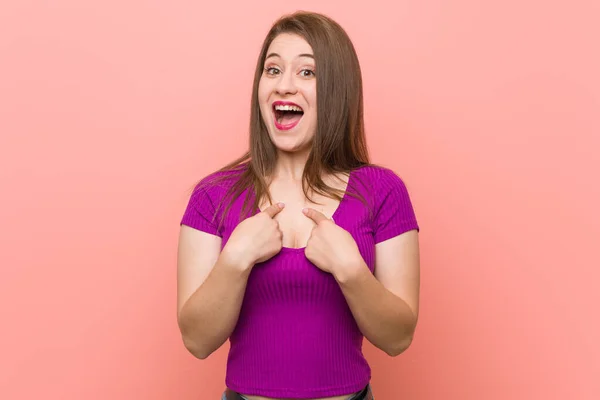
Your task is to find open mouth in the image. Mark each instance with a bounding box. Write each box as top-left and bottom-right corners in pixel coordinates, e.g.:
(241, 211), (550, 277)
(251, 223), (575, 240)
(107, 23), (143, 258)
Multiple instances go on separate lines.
(273, 102), (304, 130)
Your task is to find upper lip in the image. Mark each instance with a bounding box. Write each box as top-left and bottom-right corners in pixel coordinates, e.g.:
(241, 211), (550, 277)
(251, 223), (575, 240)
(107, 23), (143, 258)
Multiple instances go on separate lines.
(272, 100), (304, 111)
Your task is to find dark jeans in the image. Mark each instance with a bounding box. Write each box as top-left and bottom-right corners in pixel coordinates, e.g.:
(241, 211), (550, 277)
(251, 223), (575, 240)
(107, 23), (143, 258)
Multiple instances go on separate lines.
(221, 384), (374, 400)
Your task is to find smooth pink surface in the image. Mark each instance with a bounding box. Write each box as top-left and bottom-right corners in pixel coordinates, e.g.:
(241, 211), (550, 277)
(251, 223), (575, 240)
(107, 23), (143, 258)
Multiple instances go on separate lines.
(1, 1), (598, 399)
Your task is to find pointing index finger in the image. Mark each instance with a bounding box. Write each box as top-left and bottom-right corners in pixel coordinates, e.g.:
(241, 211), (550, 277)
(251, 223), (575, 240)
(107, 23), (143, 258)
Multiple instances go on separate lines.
(302, 208), (329, 224)
(262, 202), (285, 218)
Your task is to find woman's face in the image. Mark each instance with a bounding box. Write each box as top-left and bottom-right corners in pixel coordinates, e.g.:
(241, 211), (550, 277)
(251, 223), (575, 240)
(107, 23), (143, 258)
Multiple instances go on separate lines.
(258, 33), (317, 154)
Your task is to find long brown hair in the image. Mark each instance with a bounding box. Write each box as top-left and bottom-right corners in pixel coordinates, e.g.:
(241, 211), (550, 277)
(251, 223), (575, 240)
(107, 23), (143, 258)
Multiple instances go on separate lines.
(199, 11), (373, 226)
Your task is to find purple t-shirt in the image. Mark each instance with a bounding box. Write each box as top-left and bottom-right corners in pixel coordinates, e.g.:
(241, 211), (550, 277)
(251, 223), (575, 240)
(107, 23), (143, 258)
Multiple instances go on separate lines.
(180, 164), (419, 398)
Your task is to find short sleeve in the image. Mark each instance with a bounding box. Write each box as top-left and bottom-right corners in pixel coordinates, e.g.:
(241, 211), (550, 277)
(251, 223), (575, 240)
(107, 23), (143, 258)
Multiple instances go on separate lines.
(372, 169), (419, 244)
(180, 184), (221, 237)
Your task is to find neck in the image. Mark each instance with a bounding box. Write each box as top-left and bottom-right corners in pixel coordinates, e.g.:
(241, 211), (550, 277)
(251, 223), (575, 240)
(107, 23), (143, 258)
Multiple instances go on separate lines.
(273, 149), (311, 181)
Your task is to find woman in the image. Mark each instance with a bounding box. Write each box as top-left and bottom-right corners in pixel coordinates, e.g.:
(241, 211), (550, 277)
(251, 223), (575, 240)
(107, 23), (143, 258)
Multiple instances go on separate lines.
(177, 11), (420, 400)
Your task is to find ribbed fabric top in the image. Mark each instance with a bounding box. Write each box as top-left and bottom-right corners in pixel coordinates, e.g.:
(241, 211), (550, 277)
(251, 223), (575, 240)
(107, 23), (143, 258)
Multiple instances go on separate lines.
(180, 164), (419, 399)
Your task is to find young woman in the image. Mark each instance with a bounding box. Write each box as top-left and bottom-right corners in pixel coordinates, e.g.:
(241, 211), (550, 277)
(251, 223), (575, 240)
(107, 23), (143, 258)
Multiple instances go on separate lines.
(177, 11), (420, 400)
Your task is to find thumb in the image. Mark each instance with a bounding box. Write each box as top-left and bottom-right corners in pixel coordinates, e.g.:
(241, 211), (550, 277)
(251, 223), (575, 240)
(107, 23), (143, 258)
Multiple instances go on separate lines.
(302, 208), (329, 224)
(262, 202), (285, 218)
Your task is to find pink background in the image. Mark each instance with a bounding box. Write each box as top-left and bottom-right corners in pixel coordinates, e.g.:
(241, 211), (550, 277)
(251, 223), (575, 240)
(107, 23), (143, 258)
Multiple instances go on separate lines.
(1, 1), (599, 399)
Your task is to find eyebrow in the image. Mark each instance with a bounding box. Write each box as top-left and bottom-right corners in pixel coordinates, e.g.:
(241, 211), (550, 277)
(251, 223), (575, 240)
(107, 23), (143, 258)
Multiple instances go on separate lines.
(265, 52), (314, 60)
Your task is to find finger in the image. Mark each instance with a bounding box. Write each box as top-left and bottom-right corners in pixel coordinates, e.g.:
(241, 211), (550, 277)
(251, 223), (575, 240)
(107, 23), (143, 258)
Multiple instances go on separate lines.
(262, 202), (285, 218)
(302, 208), (328, 224)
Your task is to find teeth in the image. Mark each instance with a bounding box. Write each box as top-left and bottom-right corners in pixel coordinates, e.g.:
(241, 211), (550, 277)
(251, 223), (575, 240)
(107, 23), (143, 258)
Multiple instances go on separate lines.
(274, 104), (303, 112)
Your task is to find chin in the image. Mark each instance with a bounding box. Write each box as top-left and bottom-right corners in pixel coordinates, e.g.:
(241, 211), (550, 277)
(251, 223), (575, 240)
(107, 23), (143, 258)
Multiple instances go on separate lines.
(271, 139), (307, 154)
(270, 134), (310, 153)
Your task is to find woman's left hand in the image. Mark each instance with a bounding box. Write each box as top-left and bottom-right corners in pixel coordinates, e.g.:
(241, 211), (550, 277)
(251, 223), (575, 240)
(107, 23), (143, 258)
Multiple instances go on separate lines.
(302, 208), (363, 277)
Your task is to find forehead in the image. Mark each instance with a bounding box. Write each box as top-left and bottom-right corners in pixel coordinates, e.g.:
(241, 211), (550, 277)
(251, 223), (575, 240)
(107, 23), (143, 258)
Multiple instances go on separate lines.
(266, 33), (314, 60)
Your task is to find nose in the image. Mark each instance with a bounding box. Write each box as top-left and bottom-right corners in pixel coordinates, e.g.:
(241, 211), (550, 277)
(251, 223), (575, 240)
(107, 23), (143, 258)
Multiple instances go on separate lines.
(274, 70), (297, 95)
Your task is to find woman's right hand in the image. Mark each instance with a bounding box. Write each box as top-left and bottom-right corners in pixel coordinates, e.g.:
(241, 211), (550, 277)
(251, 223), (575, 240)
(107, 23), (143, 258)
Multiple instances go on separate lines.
(221, 202), (285, 270)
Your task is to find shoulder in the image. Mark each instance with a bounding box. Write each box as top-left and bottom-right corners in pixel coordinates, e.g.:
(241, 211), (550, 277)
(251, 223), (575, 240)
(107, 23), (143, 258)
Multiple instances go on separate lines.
(351, 164), (411, 197)
(191, 163), (248, 198)
(354, 164), (402, 179)
(190, 165), (247, 206)
(353, 165), (419, 240)
(181, 163), (248, 233)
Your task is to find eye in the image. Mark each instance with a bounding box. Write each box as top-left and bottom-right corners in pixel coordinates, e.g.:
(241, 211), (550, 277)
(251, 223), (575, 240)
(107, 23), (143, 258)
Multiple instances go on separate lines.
(264, 67), (281, 75)
(300, 69), (315, 78)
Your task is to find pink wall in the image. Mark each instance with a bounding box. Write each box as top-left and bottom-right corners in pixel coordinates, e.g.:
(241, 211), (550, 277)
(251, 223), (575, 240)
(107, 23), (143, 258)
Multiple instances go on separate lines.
(1, 1), (598, 399)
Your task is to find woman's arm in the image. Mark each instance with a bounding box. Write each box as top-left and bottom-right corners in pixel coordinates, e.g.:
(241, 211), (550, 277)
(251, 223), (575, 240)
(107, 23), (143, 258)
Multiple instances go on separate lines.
(177, 225), (251, 359)
(334, 230), (420, 357)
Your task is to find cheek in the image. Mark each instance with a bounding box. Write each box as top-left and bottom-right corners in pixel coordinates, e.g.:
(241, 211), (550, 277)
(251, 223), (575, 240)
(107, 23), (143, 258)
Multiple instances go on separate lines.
(305, 87), (317, 123)
(258, 78), (270, 103)
(305, 81), (317, 104)
(258, 85), (272, 115)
